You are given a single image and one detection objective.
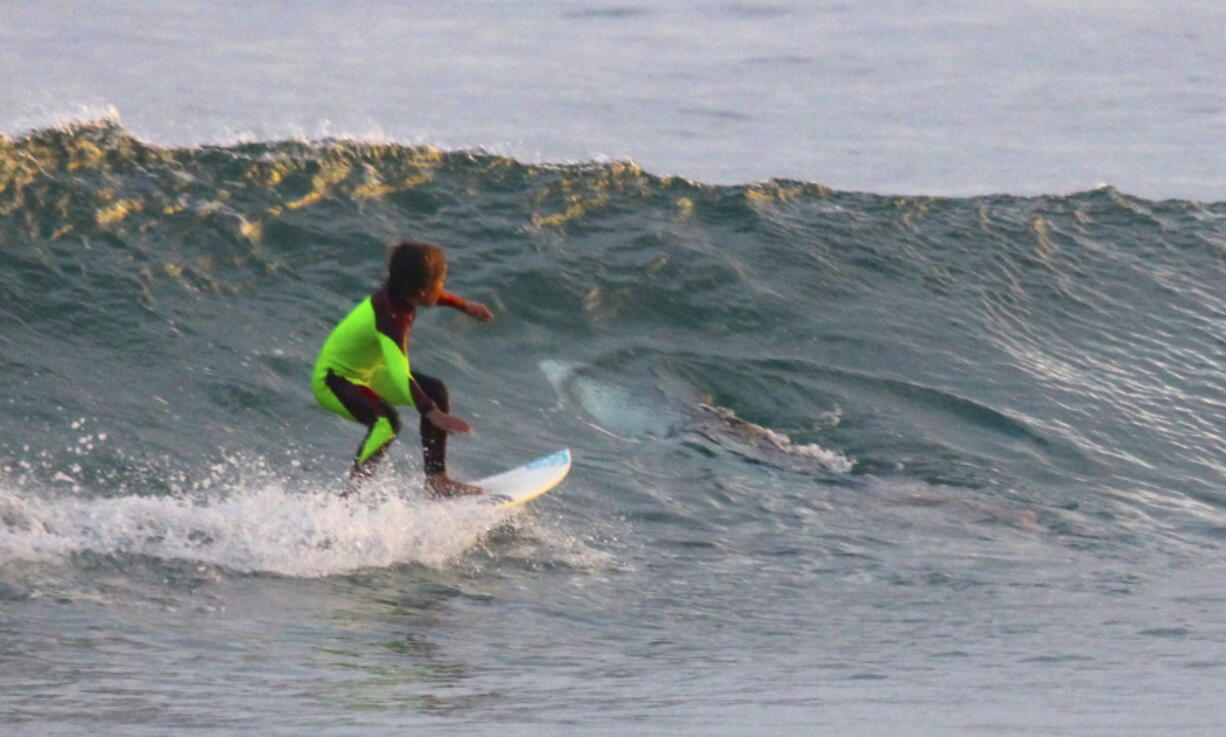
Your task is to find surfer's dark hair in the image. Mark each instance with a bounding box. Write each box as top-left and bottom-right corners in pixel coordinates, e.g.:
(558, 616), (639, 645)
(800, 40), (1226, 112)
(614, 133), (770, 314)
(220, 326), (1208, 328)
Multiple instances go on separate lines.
(386, 241), (447, 302)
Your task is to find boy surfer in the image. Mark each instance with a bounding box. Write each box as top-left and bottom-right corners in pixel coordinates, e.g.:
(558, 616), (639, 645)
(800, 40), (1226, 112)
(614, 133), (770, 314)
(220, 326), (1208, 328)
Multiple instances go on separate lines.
(311, 241), (494, 497)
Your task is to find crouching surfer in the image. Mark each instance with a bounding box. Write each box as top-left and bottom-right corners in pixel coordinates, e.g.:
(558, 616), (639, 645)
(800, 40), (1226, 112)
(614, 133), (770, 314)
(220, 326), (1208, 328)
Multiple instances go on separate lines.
(311, 241), (494, 497)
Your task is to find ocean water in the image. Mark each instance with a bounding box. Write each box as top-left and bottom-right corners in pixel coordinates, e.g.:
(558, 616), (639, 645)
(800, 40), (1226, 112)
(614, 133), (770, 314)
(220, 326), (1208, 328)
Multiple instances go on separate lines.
(3, 3), (1226, 736)
(3, 0), (1225, 198)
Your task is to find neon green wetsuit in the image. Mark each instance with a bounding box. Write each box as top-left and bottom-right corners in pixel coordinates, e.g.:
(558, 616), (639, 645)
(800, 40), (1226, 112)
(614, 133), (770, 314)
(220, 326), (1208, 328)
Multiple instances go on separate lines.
(313, 289), (466, 471)
(312, 295), (418, 465)
(312, 296), (413, 417)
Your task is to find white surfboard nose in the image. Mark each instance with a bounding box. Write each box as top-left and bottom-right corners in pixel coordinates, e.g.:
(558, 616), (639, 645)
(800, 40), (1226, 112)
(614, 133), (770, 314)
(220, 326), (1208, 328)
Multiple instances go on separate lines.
(470, 449), (572, 508)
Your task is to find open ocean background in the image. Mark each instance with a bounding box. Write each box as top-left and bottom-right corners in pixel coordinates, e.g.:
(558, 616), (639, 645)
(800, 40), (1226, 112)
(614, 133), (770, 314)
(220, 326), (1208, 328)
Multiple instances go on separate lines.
(3, 2), (1226, 734)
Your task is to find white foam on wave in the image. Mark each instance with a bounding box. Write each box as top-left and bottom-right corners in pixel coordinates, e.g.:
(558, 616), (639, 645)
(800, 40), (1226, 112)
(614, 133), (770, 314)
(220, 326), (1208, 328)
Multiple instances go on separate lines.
(2, 104), (122, 139)
(697, 403), (855, 473)
(763, 431), (855, 474)
(0, 476), (518, 578)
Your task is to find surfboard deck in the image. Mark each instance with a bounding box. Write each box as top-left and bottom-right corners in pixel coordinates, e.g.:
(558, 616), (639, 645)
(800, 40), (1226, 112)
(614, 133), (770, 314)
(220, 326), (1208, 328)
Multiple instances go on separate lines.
(470, 449), (572, 508)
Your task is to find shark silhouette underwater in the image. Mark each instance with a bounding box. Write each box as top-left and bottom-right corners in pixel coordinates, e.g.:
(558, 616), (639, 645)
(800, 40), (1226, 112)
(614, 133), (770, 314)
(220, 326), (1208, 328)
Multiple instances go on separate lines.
(538, 359), (853, 474)
(538, 360), (1041, 531)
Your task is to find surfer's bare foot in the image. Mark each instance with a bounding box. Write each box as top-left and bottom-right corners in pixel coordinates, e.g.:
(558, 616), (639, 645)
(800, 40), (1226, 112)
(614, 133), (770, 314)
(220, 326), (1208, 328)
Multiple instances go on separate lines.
(425, 474), (483, 498)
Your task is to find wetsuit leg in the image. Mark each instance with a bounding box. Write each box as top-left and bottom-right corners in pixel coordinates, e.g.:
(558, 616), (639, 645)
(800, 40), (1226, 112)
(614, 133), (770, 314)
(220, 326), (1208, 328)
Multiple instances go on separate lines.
(324, 370), (401, 485)
(412, 372), (450, 477)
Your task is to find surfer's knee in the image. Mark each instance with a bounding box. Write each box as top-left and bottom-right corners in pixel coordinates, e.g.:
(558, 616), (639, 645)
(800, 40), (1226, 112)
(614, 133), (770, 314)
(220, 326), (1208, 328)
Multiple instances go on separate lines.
(414, 373), (450, 412)
(378, 400), (402, 435)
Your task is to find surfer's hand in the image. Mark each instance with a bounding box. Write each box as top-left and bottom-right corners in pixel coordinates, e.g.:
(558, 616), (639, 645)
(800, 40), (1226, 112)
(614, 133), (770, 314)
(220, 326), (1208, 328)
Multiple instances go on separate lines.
(427, 408), (473, 434)
(464, 301), (494, 323)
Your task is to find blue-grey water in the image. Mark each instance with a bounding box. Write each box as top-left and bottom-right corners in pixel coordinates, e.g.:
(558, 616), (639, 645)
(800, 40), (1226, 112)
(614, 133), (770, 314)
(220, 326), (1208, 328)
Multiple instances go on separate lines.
(3, 2), (1226, 735)
(4, 0), (1226, 199)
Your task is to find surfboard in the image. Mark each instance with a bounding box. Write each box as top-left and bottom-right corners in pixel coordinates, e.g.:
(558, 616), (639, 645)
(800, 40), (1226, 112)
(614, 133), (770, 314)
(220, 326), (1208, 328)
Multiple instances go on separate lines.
(471, 449), (572, 508)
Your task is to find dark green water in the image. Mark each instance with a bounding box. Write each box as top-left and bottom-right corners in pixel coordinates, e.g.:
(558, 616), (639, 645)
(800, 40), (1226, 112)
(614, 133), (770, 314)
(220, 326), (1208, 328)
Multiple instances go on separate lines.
(3, 122), (1226, 734)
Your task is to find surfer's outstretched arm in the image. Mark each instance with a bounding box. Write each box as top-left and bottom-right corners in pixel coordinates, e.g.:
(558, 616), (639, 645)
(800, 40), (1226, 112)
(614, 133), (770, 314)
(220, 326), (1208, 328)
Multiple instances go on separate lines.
(437, 292), (494, 322)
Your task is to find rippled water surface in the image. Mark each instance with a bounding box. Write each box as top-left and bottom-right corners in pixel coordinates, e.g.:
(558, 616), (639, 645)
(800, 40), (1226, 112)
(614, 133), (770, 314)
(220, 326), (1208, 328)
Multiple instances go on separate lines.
(3, 2), (1226, 734)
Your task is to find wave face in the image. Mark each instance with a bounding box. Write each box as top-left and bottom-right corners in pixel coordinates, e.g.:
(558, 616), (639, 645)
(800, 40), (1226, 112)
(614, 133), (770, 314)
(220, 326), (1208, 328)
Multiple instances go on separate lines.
(7, 119), (1226, 734)
(2, 120), (1226, 577)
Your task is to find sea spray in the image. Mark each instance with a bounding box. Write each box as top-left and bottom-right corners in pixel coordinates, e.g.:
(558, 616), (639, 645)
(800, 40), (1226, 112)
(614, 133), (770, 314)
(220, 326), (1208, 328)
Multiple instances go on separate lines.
(0, 476), (515, 577)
